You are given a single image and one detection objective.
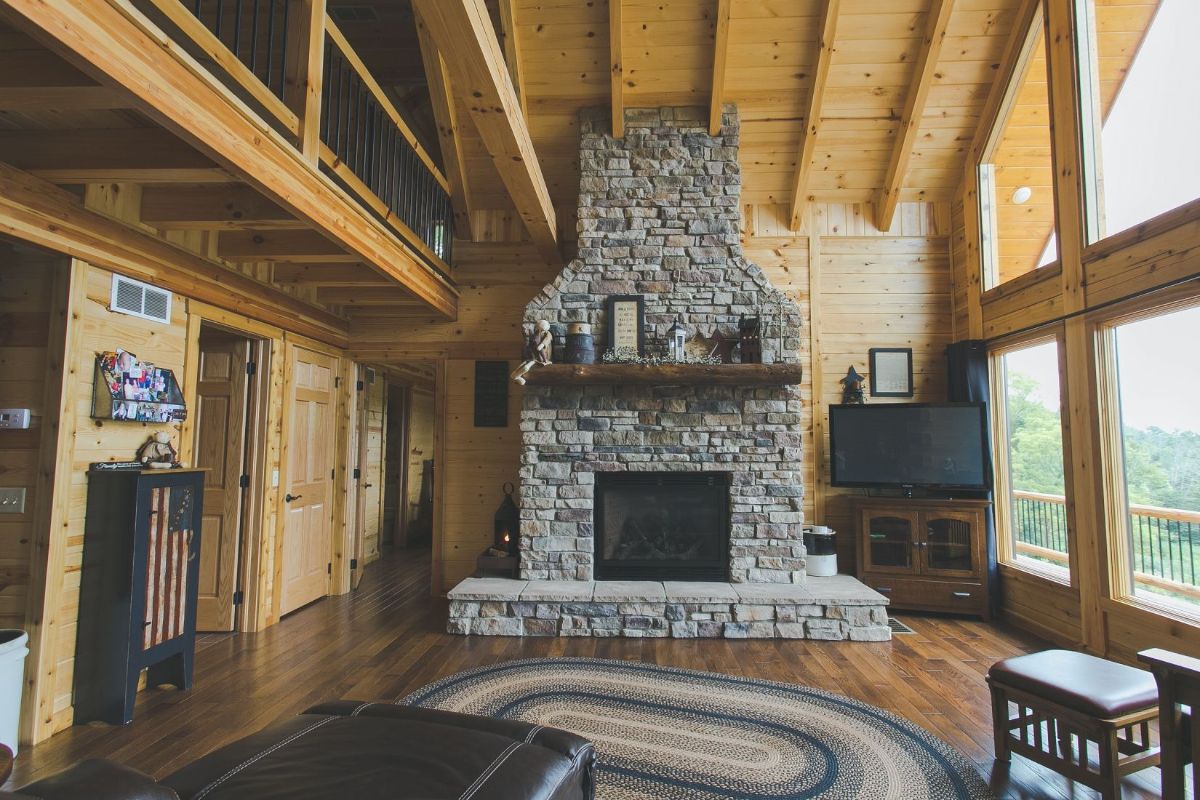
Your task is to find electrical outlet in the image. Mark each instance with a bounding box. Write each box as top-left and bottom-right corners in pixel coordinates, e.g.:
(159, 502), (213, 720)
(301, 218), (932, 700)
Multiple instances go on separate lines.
(0, 409), (31, 429)
(0, 488), (26, 514)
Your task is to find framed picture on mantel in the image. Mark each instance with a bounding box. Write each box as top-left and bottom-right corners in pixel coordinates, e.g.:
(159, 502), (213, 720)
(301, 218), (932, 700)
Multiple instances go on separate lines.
(869, 347), (914, 397)
(606, 295), (645, 355)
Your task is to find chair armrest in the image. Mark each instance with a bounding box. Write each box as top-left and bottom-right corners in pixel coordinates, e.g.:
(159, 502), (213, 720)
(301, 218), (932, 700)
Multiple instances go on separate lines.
(2, 760), (178, 800)
(1139, 647), (1200, 681)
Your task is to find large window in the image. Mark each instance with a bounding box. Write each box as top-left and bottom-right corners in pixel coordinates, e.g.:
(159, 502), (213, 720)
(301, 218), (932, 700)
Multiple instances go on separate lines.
(993, 337), (1070, 580)
(1108, 305), (1200, 617)
(978, 12), (1058, 290)
(1079, 0), (1200, 242)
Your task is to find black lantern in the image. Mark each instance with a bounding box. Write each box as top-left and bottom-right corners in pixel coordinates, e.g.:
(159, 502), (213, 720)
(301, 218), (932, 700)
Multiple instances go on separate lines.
(494, 482), (519, 555)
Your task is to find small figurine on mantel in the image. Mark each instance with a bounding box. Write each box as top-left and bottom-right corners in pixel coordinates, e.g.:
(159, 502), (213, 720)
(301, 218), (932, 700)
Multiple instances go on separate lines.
(137, 430), (179, 469)
(738, 315), (762, 364)
(511, 320), (554, 385)
(840, 366), (867, 405)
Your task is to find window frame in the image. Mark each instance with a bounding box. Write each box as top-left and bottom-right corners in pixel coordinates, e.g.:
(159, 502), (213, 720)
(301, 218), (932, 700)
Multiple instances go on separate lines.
(989, 326), (1073, 585)
(1092, 289), (1200, 624)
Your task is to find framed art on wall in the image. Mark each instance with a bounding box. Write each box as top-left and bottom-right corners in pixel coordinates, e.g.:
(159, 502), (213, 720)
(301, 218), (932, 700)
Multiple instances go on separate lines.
(868, 347), (914, 397)
(606, 295), (645, 355)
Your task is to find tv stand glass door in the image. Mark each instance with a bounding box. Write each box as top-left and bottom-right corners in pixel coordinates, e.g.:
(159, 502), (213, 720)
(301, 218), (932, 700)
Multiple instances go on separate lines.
(862, 512), (917, 573)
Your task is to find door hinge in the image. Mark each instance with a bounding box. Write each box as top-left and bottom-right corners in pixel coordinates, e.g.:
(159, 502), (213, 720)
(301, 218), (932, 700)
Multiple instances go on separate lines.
(331, 468), (336, 480)
(246, 361), (257, 376)
(334, 376), (341, 388)
(356, 380), (364, 391)
(239, 474), (250, 489)
(353, 467), (361, 479)
(327, 562), (332, 575)
(350, 558), (358, 570)
(233, 590), (244, 606)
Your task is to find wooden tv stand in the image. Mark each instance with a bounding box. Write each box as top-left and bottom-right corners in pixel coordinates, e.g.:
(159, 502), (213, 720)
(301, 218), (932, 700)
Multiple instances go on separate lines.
(851, 496), (991, 620)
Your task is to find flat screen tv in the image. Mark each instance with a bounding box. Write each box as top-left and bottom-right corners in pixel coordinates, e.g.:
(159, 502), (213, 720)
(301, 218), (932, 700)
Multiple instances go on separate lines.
(829, 403), (990, 491)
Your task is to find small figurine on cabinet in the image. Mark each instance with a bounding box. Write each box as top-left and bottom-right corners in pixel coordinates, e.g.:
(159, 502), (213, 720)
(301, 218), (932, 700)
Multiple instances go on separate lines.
(840, 366), (867, 405)
(737, 315), (762, 364)
(511, 320), (554, 385)
(137, 431), (179, 469)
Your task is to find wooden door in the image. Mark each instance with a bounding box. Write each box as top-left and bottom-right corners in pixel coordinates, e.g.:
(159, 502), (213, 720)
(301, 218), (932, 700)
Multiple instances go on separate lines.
(281, 345), (336, 614)
(193, 331), (249, 632)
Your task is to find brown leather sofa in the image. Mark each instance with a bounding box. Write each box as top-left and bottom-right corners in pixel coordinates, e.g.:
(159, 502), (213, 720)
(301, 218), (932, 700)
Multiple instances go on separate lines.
(1, 702), (596, 800)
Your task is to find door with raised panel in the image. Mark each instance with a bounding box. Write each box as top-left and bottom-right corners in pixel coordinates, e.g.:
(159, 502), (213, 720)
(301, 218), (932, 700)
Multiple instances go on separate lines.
(280, 345), (336, 615)
(193, 329), (250, 632)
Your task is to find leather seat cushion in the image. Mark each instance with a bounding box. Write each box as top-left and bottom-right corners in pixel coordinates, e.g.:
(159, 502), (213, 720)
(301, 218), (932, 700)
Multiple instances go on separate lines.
(163, 707), (592, 800)
(989, 649), (1158, 718)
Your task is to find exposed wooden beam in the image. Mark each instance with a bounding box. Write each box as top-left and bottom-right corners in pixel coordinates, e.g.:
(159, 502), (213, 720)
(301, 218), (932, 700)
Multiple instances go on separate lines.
(497, 0), (527, 119)
(411, 0), (559, 264)
(218, 229), (360, 262)
(0, 159), (348, 345)
(0, 128), (216, 180)
(0, 86), (131, 111)
(141, 185), (304, 230)
(4, 0), (457, 317)
(708, 0), (731, 136)
(272, 263), (390, 286)
(414, 10), (474, 237)
(610, 0), (624, 138)
(788, 0), (841, 230)
(876, 0), (956, 232)
(316, 287), (425, 307)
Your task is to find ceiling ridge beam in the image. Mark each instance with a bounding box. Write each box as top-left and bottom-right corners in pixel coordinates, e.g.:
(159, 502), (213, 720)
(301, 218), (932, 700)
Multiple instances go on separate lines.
(610, 0), (624, 138)
(708, 0), (731, 136)
(876, 0), (957, 232)
(412, 0), (560, 265)
(789, 0), (842, 231)
(414, 8), (475, 240)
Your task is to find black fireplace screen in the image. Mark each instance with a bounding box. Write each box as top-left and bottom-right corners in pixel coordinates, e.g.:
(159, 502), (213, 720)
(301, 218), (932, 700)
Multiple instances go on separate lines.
(594, 472), (730, 581)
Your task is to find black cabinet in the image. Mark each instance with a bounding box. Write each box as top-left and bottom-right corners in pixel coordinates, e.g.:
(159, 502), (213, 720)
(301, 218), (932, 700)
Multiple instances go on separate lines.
(75, 469), (204, 724)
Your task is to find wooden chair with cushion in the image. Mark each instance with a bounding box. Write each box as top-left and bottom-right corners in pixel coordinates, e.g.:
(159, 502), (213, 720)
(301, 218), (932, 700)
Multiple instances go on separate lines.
(988, 649), (1161, 800)
(1139, 648), (1198, 800)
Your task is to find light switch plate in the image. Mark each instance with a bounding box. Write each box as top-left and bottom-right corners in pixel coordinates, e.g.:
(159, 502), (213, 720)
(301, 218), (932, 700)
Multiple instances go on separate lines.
(0, 488), (26, 514)
(0, 409), (31, 429)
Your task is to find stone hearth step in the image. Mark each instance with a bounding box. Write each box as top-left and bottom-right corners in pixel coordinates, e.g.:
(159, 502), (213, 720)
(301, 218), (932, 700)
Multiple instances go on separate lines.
(446, 576), (890, 641)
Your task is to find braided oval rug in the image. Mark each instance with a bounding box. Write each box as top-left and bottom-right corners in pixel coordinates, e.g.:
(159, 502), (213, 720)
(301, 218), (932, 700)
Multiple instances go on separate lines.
(401, 657), (994, 800)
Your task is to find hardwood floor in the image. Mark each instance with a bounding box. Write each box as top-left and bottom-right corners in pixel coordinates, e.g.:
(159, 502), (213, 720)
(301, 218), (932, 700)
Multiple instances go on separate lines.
(10, 549), (1169, 799)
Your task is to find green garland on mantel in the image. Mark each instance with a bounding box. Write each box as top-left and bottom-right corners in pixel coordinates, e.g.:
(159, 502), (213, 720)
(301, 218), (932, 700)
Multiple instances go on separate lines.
(600, 346), (724, 366)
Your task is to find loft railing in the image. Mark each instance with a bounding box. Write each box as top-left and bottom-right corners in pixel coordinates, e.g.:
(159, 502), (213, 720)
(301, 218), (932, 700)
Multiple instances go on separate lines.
(147, 0), (454, 266)
(1011, 490), (1200, 605)
(321, 21), (453, 264)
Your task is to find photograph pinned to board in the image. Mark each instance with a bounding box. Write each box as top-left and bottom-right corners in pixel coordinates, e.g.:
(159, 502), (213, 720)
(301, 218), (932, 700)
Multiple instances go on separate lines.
(868, 347), (914, 398)
(92, 350), (187, 423)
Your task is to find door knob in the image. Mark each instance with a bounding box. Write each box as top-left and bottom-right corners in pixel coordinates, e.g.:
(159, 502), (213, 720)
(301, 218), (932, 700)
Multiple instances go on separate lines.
(363, 483), (374, 489)
(285, 493), (303, 503)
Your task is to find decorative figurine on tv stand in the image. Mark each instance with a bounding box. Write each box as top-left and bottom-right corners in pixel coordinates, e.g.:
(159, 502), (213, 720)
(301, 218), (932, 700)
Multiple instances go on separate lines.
(137, 431), (179, 469)
(510, 320), (554, 385)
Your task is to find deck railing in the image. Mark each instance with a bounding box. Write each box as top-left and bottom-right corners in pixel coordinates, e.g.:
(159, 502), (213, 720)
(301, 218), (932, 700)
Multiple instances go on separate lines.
(1011, 490), (1200, 604)
(151, 0), (454, 265)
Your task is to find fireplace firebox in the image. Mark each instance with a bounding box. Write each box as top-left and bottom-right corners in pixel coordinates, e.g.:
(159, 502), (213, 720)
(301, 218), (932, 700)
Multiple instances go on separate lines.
(594, 472), (731, 581)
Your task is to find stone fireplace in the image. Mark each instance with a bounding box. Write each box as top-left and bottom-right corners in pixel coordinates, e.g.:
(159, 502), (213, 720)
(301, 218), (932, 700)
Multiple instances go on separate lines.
(518, 105), (806, 585)
(446, 106), (891, 641)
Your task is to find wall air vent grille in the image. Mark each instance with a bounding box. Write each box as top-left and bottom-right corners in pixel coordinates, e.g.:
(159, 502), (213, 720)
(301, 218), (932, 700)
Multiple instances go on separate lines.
(110, 275), (172, 324)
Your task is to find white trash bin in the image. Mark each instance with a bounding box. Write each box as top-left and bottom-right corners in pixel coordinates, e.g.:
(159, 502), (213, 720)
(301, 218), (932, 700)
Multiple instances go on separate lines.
(0, 630), (28, 756)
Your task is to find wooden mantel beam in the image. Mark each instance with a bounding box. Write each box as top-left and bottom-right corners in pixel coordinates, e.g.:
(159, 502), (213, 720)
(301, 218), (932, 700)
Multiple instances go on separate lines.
(610, 0), (624, 138)
(2, 0), (457, 318)
(414, 9), (474, 237)
(412, 0), (560, 265)
(789, 0), (842, 230)
(0, 159), (348, 345)
(876, 0), (956, 232)
(709, 0), (731, 136)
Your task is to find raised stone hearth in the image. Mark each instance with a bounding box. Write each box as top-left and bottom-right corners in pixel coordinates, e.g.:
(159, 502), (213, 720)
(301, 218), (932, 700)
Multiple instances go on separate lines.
(446, 576), (891, 641)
